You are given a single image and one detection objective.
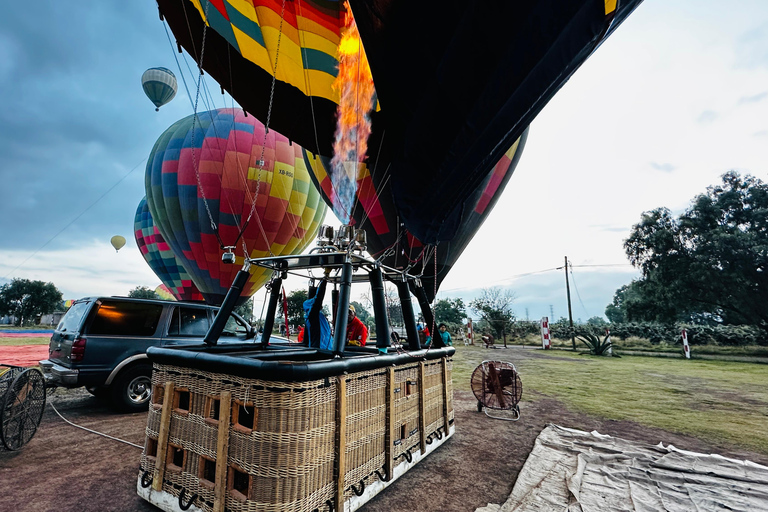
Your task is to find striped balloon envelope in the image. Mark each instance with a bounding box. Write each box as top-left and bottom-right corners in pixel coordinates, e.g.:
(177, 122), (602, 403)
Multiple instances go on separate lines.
(141, 67), (178, 111)
(145, 108), (327, 306)
(134, 197), (204, 302)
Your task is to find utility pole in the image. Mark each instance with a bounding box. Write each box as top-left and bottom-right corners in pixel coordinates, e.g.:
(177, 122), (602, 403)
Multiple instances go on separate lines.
(564, 256), (575, 350)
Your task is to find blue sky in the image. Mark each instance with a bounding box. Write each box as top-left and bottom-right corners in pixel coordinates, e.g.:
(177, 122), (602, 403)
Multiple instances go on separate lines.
(1, 1), (767, 322)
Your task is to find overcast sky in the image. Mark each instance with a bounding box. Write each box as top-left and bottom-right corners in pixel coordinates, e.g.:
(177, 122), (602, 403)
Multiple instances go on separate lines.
(1, 1), (767, 323)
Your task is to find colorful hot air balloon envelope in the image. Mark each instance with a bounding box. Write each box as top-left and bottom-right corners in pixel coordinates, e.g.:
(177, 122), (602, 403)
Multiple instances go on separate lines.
(154, 284), (178, 301)
(110, 235), (126, 252)
(156, 0), (642, 244)
(306, 128), (529, 301)
(141, 67), (178, 111)
(134, 197), (205, 302)
(145, 108), (327, 305)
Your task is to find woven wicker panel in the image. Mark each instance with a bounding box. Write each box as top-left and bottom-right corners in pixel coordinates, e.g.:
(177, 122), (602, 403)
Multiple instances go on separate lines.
(392, 364), (421, 466)
(342, 369), (387, 499)
(137, 357), (454, 512)
(423, 360), (445, 436)
(141, 364), (337, 512)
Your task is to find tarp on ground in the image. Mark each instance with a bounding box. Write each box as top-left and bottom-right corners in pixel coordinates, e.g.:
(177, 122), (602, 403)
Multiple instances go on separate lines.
(0, 345), (49, 368)
(476, 424), (768, 512)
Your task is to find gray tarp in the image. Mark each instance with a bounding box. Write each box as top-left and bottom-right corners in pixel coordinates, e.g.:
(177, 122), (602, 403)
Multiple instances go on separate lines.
(476, 424), (768, 512)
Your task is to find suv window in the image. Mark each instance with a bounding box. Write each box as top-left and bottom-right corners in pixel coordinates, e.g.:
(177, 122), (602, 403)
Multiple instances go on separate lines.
(168, 307), (210, 336)
(57, 301), (92, 332)
(221, 314), (250, 337)
(89, 301), (163, 336)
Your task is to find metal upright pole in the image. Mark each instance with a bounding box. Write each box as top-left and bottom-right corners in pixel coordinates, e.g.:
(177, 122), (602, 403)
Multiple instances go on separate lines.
(369, 265), (391, 353)
(564, 256), (575, 350)
(332, 261), (353, 356)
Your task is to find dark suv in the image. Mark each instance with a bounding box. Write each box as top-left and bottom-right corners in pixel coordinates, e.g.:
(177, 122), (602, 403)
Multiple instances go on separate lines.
(39, 296), (262, 412)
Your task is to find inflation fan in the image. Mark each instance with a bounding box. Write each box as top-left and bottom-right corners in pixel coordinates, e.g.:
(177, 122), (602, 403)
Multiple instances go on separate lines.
(0, 365), (46, 451)
(471, 360), (522, 421)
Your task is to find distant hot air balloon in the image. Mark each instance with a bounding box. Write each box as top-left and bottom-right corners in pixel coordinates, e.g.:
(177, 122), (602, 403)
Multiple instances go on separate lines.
(145, 108), (327, 305)
(110, 235), (126, 252)
(141, 67), (178, 111)
(154, 284), (177, 301)
(134, 197), (204, 302)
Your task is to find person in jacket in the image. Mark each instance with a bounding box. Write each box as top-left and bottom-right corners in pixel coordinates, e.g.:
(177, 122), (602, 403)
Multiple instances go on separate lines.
(303, 271), (332, 351)
(345, 304), (368, 346)
(438, 323), (453, 346)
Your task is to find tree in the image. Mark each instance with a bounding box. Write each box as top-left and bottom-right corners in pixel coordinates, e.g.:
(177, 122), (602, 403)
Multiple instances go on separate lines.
(586, 316), (608, 327)
(349, 301), (371, 325)
(435, 297), (466, 325)
(234, 297), (254, 323)
(128, 286), (159, 299)
(0, 278), (63, 326)
(470, 288), (515, 344)
(361, 286), (403, 326)
(284, 289), (309, 328)
(623, 171), (768, 329)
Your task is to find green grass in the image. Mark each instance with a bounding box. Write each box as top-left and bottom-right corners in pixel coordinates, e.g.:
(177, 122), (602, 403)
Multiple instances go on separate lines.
(0, 336), (50, 346)
(452, 343), (768, 456)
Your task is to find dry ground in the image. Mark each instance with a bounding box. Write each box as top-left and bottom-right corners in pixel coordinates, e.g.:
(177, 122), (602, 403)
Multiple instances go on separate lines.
(2, 377), (765, 512)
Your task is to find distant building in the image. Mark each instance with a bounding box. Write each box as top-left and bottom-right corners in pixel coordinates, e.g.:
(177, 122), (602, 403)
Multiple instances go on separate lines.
(40, 312), (64, 326)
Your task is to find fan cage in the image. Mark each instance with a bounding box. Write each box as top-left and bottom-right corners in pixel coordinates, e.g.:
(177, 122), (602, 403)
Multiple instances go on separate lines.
(470, 360), (522, 410)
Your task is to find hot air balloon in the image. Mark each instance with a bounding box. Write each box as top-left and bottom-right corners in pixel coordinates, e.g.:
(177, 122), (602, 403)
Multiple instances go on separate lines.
(110, 235), (126, 252)
(154, 284), (177, 301)
(305, 128), (529, 300)
(141, 67), (178, 111)
(155, 0), (641, 297)
(134, 197), (205, 302)
(145, 108), (327, 305)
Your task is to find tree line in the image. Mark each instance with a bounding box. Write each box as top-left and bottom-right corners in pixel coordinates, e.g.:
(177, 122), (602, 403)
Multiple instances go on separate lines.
(606, 171), (768, 335)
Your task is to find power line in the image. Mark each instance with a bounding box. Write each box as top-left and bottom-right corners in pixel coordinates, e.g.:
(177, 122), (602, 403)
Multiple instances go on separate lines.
(439, 261), (633, 293)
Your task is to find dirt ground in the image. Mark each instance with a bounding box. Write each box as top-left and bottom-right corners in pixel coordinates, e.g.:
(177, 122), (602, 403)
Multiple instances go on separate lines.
(2, 379), (767, 512)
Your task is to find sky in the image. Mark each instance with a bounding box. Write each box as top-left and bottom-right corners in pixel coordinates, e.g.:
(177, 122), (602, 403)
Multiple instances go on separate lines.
(1, 1), (767, 323)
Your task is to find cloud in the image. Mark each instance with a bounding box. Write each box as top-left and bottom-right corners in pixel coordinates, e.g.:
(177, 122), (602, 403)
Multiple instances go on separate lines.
(753, 130), (768, 138)
(735, 23), (768, 69)
(589, 224), (629, 233)
(438, 269), (639, 323)
(0, 2), (193, 251)
(738, 92), (768, 104)
(697, 110), (718, 124)
(649, 162), (677, 172)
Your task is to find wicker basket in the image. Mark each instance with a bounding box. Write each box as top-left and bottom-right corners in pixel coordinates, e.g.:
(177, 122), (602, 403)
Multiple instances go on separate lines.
(138, 355), (453, 512)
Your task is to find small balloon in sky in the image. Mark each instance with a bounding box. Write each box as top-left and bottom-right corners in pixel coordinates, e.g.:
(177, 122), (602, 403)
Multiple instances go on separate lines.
(141, 67), (177, 111)
(110, 235), (126, 252)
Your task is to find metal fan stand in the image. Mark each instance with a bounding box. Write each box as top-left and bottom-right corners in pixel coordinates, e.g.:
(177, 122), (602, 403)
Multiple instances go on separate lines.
(471, 360), (522, 422)
(0, 365), (47, 451)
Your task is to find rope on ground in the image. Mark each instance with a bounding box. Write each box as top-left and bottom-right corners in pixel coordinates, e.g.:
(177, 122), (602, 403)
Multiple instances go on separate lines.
(47, 399), (143, 450)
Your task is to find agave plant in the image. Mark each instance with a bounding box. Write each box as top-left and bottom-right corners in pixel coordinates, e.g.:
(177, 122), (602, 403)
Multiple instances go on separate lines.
(576, 332), (614, 356)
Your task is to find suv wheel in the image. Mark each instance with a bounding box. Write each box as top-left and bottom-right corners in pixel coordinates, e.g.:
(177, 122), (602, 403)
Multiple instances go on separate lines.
(111, 365), (152, 412)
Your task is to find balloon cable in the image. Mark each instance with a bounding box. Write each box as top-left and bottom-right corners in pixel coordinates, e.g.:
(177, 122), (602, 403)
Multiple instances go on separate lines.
(189, 1), (227, 251)
(235, 0), (288, 257)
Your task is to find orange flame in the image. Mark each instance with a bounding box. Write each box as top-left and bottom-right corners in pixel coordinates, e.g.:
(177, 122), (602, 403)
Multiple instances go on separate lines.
(330, 1), (375, 223)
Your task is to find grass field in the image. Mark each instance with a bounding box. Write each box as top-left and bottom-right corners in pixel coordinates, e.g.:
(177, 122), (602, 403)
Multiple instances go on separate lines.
(452, 343), (768, 456)
(0, 336), (50, 346)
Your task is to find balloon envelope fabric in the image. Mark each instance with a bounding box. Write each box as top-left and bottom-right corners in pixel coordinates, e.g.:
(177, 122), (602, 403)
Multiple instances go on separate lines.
(306, 128), (528, 301)
(156, 0), (642, 245)
(134, 196), (204, 302)
(145, 108), (327, 306)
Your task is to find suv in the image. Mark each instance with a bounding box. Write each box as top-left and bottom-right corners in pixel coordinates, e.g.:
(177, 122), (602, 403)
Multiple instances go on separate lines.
(39, 296), (263, 412)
